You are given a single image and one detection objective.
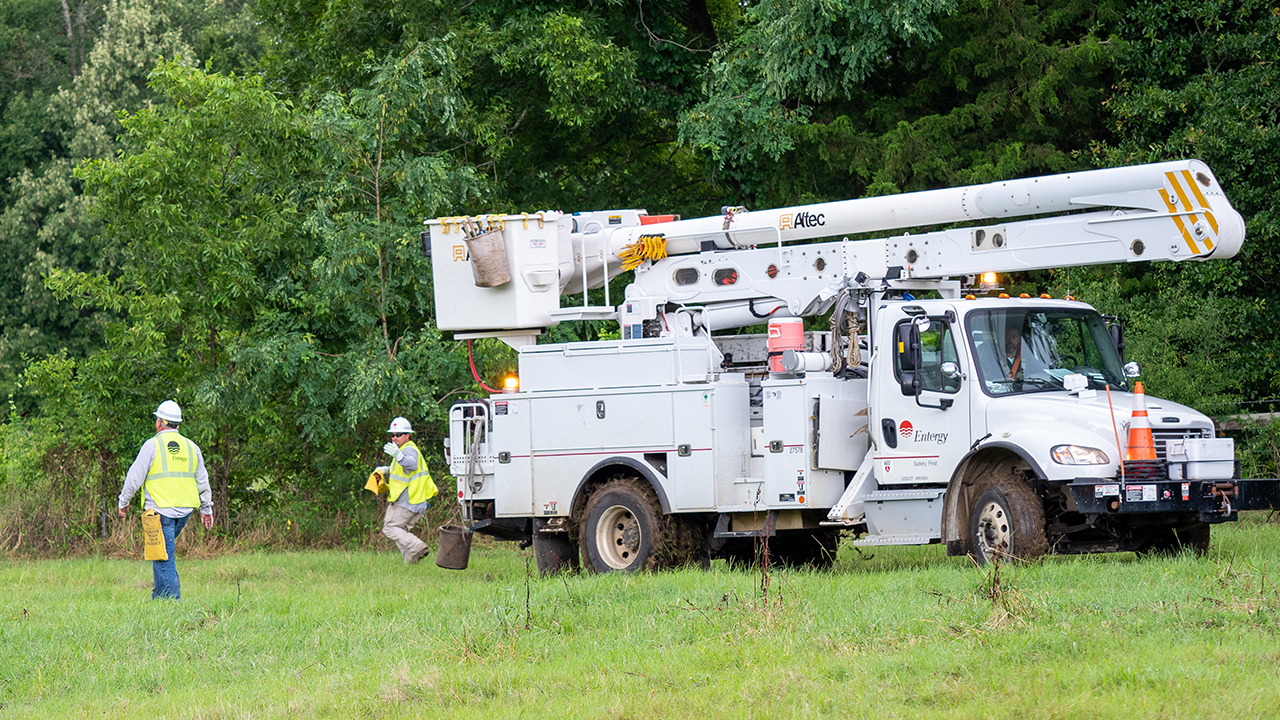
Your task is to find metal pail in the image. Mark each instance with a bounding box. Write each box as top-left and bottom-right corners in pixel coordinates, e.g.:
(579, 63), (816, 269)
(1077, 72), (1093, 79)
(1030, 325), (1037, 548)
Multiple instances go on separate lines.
(435, 525), (473, 570)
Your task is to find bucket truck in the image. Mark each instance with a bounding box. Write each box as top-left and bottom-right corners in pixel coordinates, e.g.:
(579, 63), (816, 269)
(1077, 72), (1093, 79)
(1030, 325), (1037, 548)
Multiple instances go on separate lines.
(426, 159), (1280, 573)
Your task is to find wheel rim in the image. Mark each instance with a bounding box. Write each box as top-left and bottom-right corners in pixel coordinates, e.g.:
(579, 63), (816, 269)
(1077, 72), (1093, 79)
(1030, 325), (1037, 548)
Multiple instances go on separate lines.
(975, 499), (1011, 561)
(596, 504), (642, 569)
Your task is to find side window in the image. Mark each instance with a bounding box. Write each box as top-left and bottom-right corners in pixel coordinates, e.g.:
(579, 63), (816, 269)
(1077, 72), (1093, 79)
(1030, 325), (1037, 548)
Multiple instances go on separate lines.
(893, 317), (961, 393)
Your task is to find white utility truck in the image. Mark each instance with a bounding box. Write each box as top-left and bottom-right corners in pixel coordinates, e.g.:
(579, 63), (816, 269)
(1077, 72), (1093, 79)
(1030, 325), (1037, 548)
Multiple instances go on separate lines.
(426, 159), (1280, 573)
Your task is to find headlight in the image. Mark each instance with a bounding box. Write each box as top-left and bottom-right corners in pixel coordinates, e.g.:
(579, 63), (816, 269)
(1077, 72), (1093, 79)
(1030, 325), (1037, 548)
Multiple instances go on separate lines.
(1051, 445), (1110, 465)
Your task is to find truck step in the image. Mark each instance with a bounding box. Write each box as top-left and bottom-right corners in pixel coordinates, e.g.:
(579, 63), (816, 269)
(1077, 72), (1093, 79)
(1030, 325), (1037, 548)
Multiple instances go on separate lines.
(852, 533), (939, 547)
(860, 487), (945, 541)
(860, 488), (946, 502)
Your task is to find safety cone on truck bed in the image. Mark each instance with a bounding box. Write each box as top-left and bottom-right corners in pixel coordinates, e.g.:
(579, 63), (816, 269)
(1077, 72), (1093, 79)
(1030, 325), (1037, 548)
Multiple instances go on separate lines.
(1126, 382), (1158, 461)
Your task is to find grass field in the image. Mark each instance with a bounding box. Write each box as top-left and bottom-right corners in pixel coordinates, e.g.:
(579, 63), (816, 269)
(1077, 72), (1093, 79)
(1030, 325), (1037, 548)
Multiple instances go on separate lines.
(2, 514), (1278, 719)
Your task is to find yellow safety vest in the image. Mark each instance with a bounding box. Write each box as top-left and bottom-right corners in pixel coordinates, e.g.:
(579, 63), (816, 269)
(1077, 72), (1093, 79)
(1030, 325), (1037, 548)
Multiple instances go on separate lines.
(388, 440), (437, 504)
(144, 431), (200, 508)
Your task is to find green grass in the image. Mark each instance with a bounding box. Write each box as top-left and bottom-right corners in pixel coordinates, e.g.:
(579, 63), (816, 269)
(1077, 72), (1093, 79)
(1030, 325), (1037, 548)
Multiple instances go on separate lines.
(3, 515), (1279, 719)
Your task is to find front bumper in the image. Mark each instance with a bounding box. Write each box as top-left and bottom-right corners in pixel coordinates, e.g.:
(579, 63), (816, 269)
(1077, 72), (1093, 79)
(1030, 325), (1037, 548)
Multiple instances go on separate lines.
(1062, 477), (1280, 520)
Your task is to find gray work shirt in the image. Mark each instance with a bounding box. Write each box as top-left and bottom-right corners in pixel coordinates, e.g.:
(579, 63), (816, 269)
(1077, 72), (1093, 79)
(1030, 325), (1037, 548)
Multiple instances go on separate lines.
(118, 429), (213, 518)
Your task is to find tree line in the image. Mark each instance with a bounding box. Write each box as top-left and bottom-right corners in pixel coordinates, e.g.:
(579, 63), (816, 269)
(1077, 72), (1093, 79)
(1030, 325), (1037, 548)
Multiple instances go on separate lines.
(1, 0), (1277, 552)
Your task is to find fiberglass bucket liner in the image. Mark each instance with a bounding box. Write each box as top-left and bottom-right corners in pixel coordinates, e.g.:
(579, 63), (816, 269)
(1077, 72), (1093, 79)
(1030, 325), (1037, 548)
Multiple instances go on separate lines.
(465, 228), (511, 287)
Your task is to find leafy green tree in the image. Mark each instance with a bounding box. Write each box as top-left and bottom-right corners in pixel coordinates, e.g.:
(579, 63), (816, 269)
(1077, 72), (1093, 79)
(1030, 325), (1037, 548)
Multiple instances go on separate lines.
(2, 0), (266, 408)
(682, 0), (1124, 205)
(1090, 0), (1280, 410)
(254, 0), (719, 217)
(0, 159), (109, 405)
(298, 43), (483, 441)
(0, 0), (85, 197)
(50, 0), (193, 159)
(46, 55), (485, 526)
(55, 62), (315, 519)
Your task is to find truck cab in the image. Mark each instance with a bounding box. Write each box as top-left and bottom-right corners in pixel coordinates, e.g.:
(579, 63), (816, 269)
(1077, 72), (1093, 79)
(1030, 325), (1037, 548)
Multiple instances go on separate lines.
(863, 296), (1226, 560)
(871, 297), (1210, 488)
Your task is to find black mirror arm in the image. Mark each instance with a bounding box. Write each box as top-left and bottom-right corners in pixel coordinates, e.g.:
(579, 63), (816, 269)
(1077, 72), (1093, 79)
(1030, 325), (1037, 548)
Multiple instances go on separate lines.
(915, 395), (954, 411)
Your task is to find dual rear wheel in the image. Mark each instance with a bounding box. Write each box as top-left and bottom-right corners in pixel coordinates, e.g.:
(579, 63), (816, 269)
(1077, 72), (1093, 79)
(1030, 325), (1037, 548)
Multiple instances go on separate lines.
(580, 480), (661, 572)
(560, 477), (838, 573)
(531, 479), (662, 575)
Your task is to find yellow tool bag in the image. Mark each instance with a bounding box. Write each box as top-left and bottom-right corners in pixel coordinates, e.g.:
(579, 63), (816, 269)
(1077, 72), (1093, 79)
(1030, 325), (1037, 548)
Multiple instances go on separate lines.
(142, 509), (168, 561)
(364, 469), (389, 495)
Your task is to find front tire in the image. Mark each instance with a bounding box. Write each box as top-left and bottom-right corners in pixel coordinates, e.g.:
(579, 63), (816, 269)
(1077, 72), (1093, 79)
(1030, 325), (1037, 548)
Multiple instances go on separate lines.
(579, 479), (663, 572)
(969, 477), (1046, 565)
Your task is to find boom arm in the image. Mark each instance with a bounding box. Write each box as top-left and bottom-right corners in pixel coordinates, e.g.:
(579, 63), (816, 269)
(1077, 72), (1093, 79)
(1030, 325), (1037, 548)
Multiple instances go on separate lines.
(426, 160), (1244, 343)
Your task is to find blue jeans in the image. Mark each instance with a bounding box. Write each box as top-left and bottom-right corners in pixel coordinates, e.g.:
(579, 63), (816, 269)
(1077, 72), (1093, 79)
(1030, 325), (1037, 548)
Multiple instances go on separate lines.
(152, 513), (190, 600)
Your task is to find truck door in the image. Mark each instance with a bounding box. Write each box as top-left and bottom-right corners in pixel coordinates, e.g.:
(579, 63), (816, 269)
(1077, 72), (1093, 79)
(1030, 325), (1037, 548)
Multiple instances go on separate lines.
(871, 306), (972, 485)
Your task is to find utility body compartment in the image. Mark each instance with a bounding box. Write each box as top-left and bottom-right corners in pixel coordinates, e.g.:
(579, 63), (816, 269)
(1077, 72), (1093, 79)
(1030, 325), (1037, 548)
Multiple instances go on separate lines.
(456, 335), (873, 519)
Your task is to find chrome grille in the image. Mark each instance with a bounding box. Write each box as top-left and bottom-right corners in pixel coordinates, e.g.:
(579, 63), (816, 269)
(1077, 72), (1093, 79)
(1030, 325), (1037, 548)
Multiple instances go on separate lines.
(1152, 428), (1212, 461)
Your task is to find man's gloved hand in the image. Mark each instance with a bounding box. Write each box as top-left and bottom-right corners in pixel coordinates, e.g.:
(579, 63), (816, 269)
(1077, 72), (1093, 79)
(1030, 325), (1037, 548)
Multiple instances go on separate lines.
(382, 441), (399, 457)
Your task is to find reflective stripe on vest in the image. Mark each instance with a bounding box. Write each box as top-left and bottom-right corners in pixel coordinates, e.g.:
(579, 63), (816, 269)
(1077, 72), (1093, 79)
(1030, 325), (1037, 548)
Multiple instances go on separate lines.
(387, 440), (438, 504)
(145, 432), (200, 508)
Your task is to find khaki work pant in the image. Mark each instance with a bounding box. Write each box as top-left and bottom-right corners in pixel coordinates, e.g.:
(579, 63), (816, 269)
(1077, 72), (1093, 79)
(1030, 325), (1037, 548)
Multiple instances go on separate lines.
(382, 503), (429, 564)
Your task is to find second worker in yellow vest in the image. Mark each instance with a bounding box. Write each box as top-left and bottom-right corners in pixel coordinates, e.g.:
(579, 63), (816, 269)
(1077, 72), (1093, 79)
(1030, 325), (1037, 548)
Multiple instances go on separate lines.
(377, 416), (437, 563)
(117, 400), (214, 600)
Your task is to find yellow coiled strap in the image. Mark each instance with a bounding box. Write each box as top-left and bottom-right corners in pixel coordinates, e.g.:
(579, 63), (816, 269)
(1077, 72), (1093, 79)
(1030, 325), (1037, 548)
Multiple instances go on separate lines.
(618, 234), (668, 271)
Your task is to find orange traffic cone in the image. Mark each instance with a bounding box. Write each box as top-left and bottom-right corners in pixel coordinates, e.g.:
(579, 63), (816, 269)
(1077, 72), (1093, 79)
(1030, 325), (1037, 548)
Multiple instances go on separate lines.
(1125, 381), (1157, 461)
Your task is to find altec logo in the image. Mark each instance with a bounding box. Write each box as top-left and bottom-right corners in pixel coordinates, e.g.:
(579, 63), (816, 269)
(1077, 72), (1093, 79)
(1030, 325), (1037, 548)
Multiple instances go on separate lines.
(779, 211), (826, 231)
(899, 420), (914, 438)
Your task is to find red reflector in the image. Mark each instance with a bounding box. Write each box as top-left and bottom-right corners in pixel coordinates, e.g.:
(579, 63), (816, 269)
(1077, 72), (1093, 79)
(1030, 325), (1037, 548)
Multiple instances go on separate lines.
(640, 214), (678, 225)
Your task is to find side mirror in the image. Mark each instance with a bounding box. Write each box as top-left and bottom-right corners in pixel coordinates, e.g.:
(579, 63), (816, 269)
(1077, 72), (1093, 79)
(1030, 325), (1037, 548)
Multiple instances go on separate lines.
(1109, 322), (1125, 362)
(897, 322), (923, 396)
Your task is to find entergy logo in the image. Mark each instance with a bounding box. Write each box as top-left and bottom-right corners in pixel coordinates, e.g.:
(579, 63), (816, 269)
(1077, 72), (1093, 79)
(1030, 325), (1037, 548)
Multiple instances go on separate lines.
(899, 420), (914, 438)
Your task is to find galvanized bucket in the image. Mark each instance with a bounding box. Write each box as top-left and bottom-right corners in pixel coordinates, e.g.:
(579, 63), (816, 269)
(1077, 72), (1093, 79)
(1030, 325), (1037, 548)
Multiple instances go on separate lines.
(435, 525), (473, 570)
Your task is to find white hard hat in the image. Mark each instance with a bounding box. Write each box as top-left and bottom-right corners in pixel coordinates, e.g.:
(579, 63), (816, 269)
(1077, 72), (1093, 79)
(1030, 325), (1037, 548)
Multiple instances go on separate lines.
(154, 400), (183, 423)
(387, 416), (414, 434)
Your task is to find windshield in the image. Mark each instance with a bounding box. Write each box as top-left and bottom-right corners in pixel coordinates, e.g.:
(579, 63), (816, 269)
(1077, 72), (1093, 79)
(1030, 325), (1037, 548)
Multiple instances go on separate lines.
(967, 308), (1127, 396)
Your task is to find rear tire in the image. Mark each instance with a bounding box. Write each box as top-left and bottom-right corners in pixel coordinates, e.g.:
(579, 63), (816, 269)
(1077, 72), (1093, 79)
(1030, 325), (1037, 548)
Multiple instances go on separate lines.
(969, 475), (1046, 565)
(579, 479), (663, 572)
(533, 532), (580, 575)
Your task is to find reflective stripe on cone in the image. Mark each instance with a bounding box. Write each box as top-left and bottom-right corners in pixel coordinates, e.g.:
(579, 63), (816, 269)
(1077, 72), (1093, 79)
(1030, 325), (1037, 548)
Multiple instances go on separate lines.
(1126, 381), (1158, 461)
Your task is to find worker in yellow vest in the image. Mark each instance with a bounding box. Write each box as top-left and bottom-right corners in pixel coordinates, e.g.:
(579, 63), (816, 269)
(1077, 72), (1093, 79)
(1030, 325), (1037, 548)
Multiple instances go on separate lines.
(376, 416), (437, 563)
(117, 400), (213, 599)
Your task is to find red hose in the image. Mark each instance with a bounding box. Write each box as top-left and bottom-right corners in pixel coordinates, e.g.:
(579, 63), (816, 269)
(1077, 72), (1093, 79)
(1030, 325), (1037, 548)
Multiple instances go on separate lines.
(467, 339), (501, 394)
